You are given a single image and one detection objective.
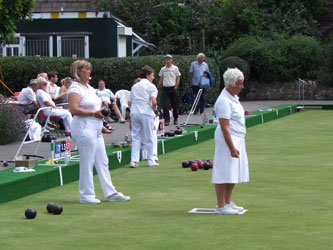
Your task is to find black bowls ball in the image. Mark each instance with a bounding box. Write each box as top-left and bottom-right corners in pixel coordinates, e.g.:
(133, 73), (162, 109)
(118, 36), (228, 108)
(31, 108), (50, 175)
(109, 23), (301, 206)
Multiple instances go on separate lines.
(53, 205), (63, 215)
(47, 203), (57, 213)
(25, 208), (37, 219)
(101, 108), (110, 116)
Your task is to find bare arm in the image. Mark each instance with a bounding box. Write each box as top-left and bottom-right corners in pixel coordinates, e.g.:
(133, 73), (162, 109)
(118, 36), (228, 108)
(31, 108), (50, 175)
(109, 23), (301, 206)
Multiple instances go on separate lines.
(157, 77), (163, 89)
(175, 76), (180, 89)
(68, 92), (104, 119)
(54, 92), (66, 100)
(151, 96), (157, 112)
(220, 118), (239, 158)
(44, 101), (58, 109)
(189, 73), (193, 88)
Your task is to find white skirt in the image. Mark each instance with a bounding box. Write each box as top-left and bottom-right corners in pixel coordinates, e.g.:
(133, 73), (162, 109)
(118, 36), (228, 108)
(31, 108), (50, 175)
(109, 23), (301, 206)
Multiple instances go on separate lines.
(211, 127), (249, 184)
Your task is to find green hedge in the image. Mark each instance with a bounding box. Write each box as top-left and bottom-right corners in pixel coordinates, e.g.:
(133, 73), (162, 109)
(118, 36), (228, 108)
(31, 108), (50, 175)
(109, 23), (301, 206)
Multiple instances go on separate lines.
(223, 34), (324, 82)
(220, 56), (250, 82)
(0, 56), (220, 112)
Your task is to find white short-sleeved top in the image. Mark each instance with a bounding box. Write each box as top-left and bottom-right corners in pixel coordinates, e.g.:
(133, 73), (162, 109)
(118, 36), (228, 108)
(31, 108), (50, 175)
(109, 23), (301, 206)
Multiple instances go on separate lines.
(67, 81), (101, 112)
(36, 89), (55, 108)
(18, 86), (36, 105)
(158, 64), (181, 87)
(215, 88), (246, 137)
(96, 88), (115, 104)
(129, 78), (158, 117)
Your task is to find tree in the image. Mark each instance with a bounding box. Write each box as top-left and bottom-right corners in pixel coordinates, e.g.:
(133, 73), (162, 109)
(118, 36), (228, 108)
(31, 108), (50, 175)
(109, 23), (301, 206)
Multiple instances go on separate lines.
(97, 0), (329, 55)
(0, 0), (35, 43)
(98, 0), (220, 55)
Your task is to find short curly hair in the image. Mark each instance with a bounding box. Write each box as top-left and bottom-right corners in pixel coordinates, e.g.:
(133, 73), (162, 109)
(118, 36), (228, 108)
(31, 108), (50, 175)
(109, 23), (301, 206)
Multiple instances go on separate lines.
(223, 68), (244, 87)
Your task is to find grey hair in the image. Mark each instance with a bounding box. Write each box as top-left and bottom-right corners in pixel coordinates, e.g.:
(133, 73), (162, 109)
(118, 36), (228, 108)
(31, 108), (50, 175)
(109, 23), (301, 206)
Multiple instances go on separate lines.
(36, 76), (47, 89)
(197, 53), (205, 59)
(70, 60), (92, 82)
(223, 68), (244, 87)
(37, 72), (48, 80)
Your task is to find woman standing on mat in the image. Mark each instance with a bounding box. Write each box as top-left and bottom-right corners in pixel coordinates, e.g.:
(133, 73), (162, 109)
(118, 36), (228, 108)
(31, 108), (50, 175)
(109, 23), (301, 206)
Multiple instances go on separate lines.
(128, 66), (158, 168)
(68, 60), (130, 204)
(212, 68), (249, 215)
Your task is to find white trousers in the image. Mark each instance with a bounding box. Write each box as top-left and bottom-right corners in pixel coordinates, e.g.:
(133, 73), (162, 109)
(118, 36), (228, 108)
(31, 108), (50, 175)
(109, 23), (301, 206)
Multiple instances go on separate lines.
(130, 114), (154, 163)
(141, 117), (159, 160)
(45, 108), (73, 132)
(71, 117), (117, 199)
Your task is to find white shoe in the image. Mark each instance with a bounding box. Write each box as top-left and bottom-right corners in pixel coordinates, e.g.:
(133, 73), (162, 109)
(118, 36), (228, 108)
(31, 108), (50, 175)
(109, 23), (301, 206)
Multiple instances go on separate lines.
(119, 118), (125, 123)
(80, 197), (101, 204)
(130, 161), (139, 168)
(153, 155), (159, 161)
(215, 204), (239, 214)
(148, 161), (159, 167)
(107, 192), (131, 202)
(229, 201), (245, 212)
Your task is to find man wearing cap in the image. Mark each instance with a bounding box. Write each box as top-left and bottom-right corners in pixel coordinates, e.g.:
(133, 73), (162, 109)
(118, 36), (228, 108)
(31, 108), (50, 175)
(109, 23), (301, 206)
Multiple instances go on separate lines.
(157, 54), (181, 126)
(18, 79), (39, 114)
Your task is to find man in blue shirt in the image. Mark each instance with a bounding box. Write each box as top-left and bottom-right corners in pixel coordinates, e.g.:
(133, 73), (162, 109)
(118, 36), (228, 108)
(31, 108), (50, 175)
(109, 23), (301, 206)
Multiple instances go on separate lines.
(189, 53), (209, 114)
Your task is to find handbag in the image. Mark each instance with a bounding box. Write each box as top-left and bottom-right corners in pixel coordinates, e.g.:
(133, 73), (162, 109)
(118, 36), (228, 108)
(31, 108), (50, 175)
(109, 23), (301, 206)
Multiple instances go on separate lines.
(199, 75), (211, 89)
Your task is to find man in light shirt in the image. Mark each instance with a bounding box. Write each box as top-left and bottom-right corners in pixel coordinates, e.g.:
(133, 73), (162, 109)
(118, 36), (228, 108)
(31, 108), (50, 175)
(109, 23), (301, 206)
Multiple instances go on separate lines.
(96, 80), (125, 123)
(157, 54), (181, 126)
(46, 71), (59, 100)
(18, 79), (39, 114)
(189, 53), (209, 114)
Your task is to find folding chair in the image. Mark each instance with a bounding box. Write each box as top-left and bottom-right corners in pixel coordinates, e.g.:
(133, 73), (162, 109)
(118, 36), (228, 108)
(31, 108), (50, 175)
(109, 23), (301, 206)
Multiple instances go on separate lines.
(14, 107), (53, 160)
(37, 103), (65, 136)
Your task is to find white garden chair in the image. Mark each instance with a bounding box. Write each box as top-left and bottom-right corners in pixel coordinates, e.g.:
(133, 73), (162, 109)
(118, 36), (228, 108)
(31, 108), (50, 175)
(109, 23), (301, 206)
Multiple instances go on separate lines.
(115, 90), (130, 120)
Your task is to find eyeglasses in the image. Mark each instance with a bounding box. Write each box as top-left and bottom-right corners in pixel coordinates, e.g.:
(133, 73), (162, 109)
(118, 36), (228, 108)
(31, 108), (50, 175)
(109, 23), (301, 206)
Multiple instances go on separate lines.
(65, 77), (72, 80)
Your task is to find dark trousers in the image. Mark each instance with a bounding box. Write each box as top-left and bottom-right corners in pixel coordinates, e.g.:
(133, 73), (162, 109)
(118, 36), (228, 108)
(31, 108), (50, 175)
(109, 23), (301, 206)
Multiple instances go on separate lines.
(192, 86), (205, 113)
(162, 86), (178, 122)
(19, 103), (38, 115)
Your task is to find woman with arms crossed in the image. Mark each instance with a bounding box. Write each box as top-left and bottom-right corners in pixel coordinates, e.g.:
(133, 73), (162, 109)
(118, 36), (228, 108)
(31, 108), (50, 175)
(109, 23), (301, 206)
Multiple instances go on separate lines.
(68, 60), (130, 204)
(212, 68), (249, 214)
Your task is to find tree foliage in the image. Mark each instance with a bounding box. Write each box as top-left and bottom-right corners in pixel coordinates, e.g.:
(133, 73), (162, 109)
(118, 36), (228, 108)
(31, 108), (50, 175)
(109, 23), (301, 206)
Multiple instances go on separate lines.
(97, 0), (328, 55)
(0, 0), (35, 43)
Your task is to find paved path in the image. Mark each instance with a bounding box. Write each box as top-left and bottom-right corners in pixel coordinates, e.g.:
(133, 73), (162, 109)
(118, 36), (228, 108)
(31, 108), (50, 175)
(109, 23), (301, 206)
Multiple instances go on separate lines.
(1, 100), (332, 170)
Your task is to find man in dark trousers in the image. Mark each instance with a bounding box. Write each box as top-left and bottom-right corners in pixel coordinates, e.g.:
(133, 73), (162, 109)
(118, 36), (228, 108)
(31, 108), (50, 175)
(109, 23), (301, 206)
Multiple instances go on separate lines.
(189, 53), (209, 114)
(157, 54), (181, 126)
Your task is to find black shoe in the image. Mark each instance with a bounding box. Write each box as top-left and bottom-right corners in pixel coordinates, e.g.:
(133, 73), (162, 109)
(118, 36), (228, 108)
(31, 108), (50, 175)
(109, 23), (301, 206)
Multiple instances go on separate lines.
(165, 121), (169, 126)
(174, 119), (178, 125)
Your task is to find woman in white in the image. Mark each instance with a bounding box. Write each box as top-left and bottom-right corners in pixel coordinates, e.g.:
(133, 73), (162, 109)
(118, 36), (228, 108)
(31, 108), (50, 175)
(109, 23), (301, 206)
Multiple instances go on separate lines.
(36, 77), (73, 136)
(67, 60), (130, 204)
(129, 66), (158, 168)
(212, 68), (249, 215)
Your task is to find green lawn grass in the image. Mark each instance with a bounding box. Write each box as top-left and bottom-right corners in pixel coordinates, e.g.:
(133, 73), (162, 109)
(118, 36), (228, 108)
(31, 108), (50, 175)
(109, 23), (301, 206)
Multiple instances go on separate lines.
(1, 109), (332, 250)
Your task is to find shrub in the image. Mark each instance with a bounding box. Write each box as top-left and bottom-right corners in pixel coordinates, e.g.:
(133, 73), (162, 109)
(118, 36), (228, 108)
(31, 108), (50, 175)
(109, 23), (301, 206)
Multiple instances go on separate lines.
(219, 56), (250, 82)
(0, 102), (27, 145)
(0, 55), (220, 113)
(223, 34), (324, 82)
